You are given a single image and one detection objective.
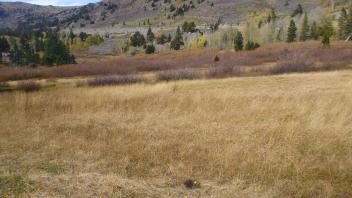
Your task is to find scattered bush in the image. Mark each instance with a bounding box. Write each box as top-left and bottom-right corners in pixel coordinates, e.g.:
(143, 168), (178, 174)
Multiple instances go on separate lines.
(207, 66), (241, 78)
(182, 21), (197, 33)
(70, 35), (104, 51)
(87, 74), (145, 86)
(189, 35), (207, 49)
(16, 81), (41, 92)
(214, 55), (220, 62)
(145, 44), (156, 54)
(156, 34), (168, 44)
(156, 69), (202, 82)
(130, 32), (146, 47)
(245, 41), (260, 51)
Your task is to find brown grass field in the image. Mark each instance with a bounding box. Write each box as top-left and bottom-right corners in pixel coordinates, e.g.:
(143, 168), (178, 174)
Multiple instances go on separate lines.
(1, 69), (352, 197)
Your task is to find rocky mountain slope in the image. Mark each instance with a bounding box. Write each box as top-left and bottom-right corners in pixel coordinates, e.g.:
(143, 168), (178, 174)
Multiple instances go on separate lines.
(0, 2), (74, 28)
(0, 0), (349, 29)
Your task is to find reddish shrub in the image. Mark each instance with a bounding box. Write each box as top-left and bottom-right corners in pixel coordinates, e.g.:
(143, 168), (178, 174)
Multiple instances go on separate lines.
(156, 69), (203, 82)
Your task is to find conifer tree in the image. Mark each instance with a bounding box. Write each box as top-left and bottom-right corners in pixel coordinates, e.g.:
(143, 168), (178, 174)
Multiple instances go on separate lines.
(234, 31), (243, 51)
(9, 42), (24, 65)
(43, 30), (75, 66)
(170, 26), (184, 50)
(146, 27), (155, 42)
(130, 31), (146, 47)
(0, 37), (10, 54)
(292, 4), (303, 17)
(300, 13), (309, 41)
(310, 21), (319, 40)
(287, 19), (297, 42)
(322, 32), (330, 48)
(69, 29), (75, 45)
(0, 37), (10, 63)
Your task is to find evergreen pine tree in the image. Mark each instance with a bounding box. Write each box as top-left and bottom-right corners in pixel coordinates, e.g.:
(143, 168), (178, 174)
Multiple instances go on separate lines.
(234, 31), (244, 51)
(0, 37), (10, 63)
(130, 31), (146, 47)
(43, 30), (75, 66)
(145, 44), (155, 54)
(20, 36), (38, 65)
(322, 32), (330, 48)
(292, 4), (303, 17)
(0, 37), (10, 54)
(300, 13), (309, 41)
(310, 21), (319, 40)
(287, 19), (297, 42)
(9, 43), (23, 65)
(69, 29), (75, 45)
(146, 27), (155, 42)
(170, 26), (184, 50)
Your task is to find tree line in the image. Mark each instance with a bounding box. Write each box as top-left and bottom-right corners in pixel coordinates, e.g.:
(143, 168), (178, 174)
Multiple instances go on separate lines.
(0, 29), (75, 67)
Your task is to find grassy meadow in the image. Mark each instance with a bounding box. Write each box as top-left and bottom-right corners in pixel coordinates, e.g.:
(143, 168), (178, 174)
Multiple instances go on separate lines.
(1, 70), (352, 197)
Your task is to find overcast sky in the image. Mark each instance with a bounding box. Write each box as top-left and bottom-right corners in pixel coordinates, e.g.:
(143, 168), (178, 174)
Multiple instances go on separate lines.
(0, 0), (100, 6)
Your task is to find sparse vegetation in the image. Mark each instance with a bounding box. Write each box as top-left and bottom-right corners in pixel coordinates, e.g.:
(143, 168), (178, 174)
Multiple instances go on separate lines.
(16, 81), (41, 92)
(156, 69), (202, 81)
(87, 74), (145, 86)
(0, 175), (36, 196)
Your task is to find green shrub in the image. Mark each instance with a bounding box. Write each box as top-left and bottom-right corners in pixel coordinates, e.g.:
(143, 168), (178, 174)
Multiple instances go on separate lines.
(145, 44), (155, 54)
(245, 41), (260, 51)
(182, 21), (197, 33)
(130, 32), (146, 47)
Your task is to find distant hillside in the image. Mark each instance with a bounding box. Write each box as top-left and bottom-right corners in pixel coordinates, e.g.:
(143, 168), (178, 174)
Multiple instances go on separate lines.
(0, 0), (350, 29)
(0, 2), (74, 28)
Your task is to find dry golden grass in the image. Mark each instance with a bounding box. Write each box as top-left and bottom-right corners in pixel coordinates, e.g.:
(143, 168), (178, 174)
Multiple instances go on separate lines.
(1, 70), (352, 197)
